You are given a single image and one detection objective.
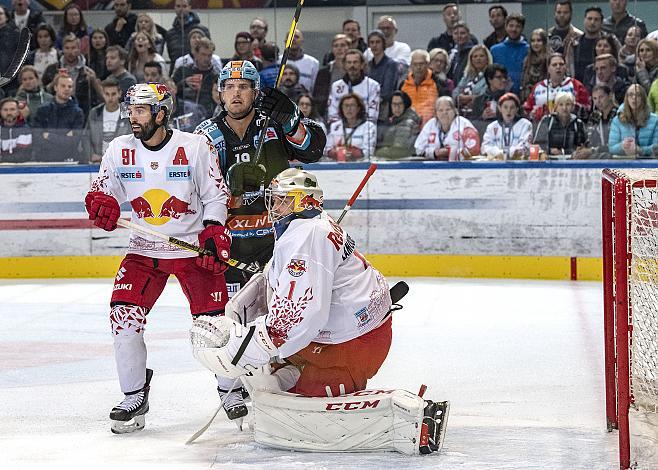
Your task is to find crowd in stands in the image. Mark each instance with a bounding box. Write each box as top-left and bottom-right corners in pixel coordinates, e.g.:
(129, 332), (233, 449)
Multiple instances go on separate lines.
(2, 0), (658, 163)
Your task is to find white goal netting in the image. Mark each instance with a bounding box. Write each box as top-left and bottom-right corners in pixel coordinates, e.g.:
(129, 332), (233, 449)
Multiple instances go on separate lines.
(620, 173), (658, 467)
(629, 183), (658, 415)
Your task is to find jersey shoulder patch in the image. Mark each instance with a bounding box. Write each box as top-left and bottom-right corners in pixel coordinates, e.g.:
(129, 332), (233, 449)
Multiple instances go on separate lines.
(195, 118), (226, 153)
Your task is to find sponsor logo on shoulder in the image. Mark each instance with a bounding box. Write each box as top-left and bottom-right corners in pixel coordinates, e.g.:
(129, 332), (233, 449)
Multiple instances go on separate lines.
(118, 166), (145, 181)
(253, 127), (278, 146)
(166, 166), (192, 181)
(287, 259), (306, 277)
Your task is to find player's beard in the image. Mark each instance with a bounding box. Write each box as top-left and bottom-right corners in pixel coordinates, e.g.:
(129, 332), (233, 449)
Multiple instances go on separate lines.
(132, 116), (160, 141)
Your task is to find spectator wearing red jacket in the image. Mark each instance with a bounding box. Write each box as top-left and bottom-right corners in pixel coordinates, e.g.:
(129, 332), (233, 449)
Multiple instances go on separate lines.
(523, 53), (590, 123)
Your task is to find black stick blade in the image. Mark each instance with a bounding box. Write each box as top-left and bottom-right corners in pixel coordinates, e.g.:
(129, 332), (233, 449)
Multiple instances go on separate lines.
(390, 281), (409, 304)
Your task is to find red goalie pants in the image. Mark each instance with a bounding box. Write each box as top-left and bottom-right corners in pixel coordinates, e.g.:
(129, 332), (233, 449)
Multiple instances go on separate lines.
(287, 317), (392, 397)
(111, 254), (228, 314)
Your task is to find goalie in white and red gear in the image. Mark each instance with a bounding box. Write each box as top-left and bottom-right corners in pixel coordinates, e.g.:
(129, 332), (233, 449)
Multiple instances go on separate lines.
(86, 83), (232, 434)
(191, 168), (450, 455)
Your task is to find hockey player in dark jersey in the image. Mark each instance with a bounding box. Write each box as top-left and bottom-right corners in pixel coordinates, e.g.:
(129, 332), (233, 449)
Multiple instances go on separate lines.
(195, 60), (325, 422)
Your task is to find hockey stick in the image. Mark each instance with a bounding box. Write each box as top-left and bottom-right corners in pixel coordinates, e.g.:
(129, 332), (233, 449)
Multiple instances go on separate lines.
(335, 163), (377, 224)
(0, 28), (31, 87)
(115, 219), (261, 274)
(185, 377), (241, 445)
(252, 0), (305, 166)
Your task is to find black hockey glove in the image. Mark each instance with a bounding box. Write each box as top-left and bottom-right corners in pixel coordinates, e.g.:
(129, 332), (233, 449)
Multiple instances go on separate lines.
(227, 161), (267, 197)
(260, 87), (301, 135)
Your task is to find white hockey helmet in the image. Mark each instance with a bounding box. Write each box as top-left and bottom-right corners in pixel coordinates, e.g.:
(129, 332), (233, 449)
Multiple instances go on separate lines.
(265, 168), (323, 223)
(120, 83), (174, 119)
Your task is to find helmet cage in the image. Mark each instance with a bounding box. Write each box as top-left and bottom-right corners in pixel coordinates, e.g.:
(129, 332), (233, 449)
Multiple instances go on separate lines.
(265, 169), (323, 223)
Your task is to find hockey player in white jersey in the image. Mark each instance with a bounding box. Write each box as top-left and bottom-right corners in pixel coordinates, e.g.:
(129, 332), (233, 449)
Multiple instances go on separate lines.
(191, 168), (449, 455)
(85, 83), (232, 434)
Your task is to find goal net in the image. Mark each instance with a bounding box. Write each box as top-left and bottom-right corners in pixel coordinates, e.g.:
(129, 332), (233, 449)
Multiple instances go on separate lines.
(602, 169), (658, 469)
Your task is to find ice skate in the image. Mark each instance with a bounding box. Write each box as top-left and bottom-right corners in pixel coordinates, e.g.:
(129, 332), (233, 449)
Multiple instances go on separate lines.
(110, 369), (153, 434)
(419, 400), (450, 454)
(218, 386), (248, 430)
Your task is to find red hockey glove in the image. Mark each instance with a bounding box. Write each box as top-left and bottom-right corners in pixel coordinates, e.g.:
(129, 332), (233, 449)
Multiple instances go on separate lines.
(196, 224), (232, 274)
(85, 191), (121, 231)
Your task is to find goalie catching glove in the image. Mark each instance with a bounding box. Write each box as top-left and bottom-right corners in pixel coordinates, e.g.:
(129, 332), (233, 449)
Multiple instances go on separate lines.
(196, 223), (232, 274)
(191, 315), (278, 378)
(85, 191), (121, 231)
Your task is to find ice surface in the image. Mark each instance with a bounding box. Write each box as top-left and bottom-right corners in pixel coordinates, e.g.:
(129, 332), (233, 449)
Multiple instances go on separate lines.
(0, 278), (624, 469)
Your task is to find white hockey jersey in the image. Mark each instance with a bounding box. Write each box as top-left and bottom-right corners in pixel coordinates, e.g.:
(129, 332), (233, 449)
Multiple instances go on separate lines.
(327, 77), (381, 124)
(481, 118), (533, 159)
(414, 116), (481, 161)
(324, 119), (377, 159)
(90, 129), (229, 259)
(265, 212), (392, 358)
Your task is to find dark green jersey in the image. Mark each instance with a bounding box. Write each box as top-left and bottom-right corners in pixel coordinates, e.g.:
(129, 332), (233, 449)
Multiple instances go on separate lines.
(195, 111), (325, 281)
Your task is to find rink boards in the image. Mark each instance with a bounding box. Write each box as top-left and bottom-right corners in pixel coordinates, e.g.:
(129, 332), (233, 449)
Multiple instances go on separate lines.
(0, 161), (655, 279)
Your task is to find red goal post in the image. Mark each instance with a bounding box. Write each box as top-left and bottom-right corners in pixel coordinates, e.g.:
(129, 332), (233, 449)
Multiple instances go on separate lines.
(602, 169), (658, 470)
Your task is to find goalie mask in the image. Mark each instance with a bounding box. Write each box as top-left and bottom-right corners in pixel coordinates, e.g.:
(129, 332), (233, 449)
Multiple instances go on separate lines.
(265, 168), (323, 237)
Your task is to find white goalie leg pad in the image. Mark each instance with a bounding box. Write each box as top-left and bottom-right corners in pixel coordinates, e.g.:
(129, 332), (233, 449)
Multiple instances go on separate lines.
(225, 272), (269, 325)
(252, 389), (427, 454)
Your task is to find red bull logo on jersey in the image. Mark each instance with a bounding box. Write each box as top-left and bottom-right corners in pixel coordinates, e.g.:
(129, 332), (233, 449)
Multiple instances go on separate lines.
(159, 195), (195, 218)
(287, 259), (306, 277)
(130, 188), (196, 226)
(131, 196), (155, 218)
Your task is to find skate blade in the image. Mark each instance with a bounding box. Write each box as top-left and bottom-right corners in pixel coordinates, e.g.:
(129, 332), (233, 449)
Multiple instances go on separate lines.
(233, 416), (244, 432)
(111, 415), (146, 434)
